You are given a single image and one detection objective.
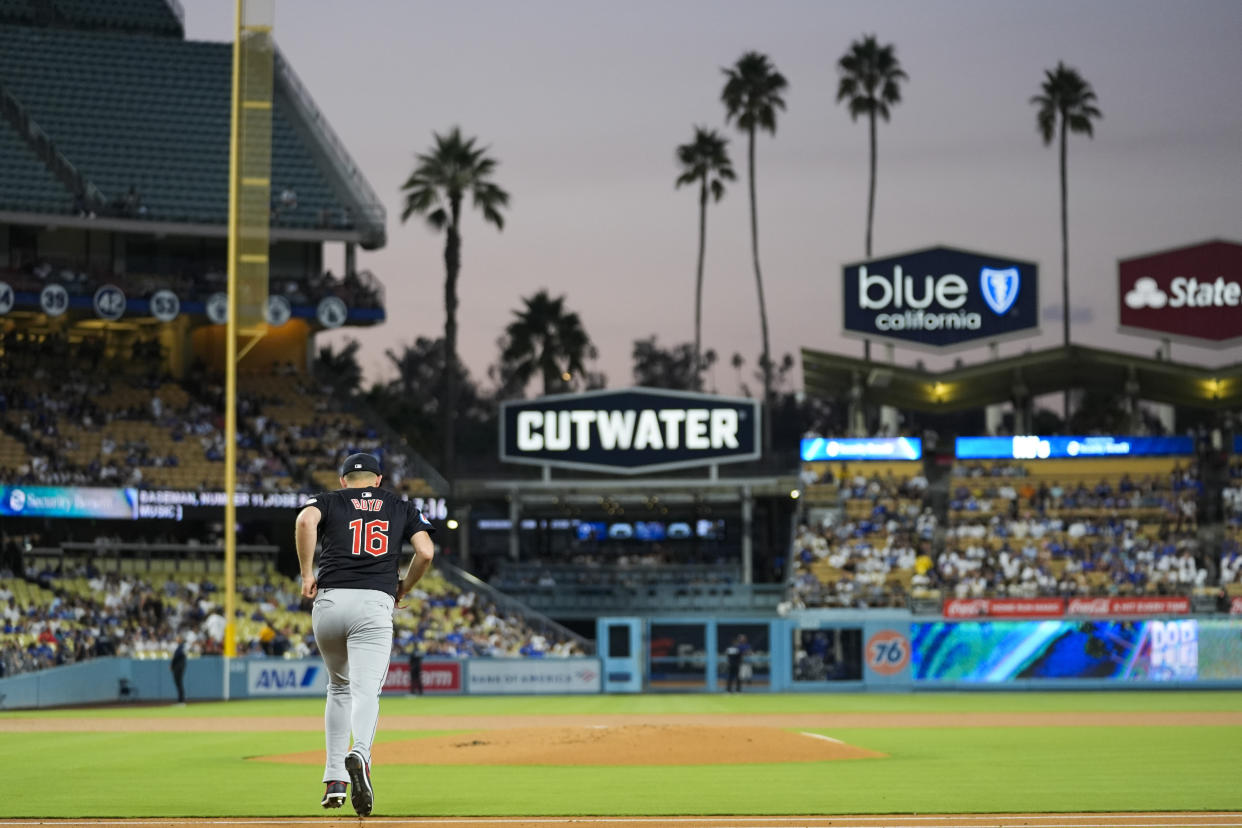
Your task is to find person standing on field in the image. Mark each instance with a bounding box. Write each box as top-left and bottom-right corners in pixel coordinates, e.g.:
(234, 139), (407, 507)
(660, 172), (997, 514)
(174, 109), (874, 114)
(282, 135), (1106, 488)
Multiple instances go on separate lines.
(408, 643), (423, 696)
(296, 452), (436, 816)
(170, 635), (187, 704)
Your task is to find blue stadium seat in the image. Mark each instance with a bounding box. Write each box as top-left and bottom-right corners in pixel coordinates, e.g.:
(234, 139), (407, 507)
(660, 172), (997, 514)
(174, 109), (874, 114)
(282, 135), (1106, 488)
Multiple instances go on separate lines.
(0, 24), (350, 227)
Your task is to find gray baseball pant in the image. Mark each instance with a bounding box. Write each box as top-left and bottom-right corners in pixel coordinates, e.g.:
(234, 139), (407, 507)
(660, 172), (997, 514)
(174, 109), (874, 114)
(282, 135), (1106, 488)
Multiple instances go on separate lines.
(311, 587), (394, 784)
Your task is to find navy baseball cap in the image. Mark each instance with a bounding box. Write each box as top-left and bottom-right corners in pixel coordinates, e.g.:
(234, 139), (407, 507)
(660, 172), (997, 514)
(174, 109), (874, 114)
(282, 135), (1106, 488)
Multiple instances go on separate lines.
(340, 452), (382, 476)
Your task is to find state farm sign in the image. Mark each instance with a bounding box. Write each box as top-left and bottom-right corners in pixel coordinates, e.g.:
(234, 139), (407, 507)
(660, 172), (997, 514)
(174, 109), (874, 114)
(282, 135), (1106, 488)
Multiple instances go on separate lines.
(1118, 240), (1242, 344)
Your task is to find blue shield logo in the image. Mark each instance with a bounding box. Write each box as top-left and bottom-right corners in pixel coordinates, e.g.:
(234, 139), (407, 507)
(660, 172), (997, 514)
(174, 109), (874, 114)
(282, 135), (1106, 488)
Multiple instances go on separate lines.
(980, 267), (1020, 315)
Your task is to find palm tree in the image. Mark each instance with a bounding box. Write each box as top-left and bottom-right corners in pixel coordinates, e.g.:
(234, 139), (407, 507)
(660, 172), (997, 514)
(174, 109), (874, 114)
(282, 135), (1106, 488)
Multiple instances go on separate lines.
(836, 35), (907, 260)
(722, 51), (787, 459)
(1031, 62), (1101, 351)
(500, 290), (595, 396)
(400, 127), (509, 485)
(675, 127), (734, 390)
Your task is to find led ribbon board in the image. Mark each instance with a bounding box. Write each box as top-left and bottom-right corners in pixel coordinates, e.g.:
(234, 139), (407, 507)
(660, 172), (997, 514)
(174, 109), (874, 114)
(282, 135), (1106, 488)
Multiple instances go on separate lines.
(954, 435), (1195, 460)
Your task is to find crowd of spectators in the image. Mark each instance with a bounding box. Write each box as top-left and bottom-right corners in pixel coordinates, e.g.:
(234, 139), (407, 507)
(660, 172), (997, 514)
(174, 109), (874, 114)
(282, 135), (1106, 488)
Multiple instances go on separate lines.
(0, 546), (583, 680)
(787, 456), (1227, 608)
(1222, 458), (1242, 586)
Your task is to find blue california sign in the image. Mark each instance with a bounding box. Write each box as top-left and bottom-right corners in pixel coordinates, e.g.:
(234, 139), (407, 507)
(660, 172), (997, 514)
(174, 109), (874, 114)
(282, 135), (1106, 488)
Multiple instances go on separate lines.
(842, 246), (1039, 349)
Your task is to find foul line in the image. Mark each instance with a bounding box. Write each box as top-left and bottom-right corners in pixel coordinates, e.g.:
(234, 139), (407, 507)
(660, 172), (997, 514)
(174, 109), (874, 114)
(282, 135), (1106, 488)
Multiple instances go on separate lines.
(3, 817), (1242, 827)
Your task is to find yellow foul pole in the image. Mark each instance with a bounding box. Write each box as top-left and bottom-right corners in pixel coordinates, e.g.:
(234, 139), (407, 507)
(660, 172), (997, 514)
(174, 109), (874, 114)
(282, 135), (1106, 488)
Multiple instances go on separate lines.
(223, 0), (243, 699)
(224, 0), (274, 699)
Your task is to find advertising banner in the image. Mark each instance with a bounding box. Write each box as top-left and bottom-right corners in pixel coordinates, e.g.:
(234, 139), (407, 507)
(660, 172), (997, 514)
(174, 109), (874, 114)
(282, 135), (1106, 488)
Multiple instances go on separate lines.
(383, 660), (462, 694)
(246, 660), (327, 696)
(1066, 597), (1191, 617)
(800, 436), (922, 462)
(943, 598), (1065, 619)
(465, 658), (602, 695)
(501, 388), (759, 474)
(954, 435), (1194, 460)
(944, 597), (1192, 619)
(1118, 240), (1242, 345)
(842, 246), (1038, 349)
(912, 619), (1242, 683)
(0, 486), (137, 519)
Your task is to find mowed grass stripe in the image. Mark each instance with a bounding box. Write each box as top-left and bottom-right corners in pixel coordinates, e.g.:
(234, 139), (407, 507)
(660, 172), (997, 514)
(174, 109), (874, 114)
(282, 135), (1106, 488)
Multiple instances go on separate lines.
(4, 691), (1242, 720)
(0, 719), (1238, 816)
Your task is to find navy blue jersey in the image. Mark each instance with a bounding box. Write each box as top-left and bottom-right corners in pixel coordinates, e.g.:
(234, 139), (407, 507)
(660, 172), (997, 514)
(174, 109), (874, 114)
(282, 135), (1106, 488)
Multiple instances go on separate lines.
(303, 486), (435, 597)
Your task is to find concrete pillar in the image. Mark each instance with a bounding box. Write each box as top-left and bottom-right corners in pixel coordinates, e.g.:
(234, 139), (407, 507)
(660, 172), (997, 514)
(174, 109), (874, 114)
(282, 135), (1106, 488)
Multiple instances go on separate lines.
(344, 242), (357, 275)
(507, 496), (520, 562)
(985, 403), (1006, 435)
(456, 504), (471, 572)
(848, 371), (865, 437)
(741, 485), (753, 586)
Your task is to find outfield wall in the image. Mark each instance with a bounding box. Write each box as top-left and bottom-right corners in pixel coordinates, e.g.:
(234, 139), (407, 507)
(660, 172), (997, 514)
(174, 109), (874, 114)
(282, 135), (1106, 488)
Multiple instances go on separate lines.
(4, 614), (1242, 707)
(0, 655), (603, 709)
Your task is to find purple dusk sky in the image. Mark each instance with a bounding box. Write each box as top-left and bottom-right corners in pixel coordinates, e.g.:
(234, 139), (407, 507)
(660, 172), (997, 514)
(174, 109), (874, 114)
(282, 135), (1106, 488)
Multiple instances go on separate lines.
(184, 0), (1242, 394)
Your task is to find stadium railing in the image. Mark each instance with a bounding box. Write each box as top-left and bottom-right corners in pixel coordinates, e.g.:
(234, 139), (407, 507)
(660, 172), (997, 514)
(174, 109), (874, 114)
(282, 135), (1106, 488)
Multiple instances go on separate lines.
(436, 559), (593, 653)
(272, 50), (386, 247)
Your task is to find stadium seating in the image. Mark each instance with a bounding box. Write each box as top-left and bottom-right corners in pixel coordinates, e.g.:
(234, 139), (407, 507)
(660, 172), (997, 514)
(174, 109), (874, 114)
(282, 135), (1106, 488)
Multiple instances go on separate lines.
(0, 115), (71, 214)
(1, 552), (584, 679)
(938, 456), (1205, 599)
(0, 24), (347, 226)
(48, 0), (182, 36)
(0, 333), (433, 495)
(789, 460), (932, 608)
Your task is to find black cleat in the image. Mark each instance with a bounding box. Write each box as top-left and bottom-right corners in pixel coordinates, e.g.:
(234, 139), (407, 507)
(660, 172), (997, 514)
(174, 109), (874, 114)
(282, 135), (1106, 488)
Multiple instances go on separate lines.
(345, 750), (373, 816)
(321, 780), (347, 809)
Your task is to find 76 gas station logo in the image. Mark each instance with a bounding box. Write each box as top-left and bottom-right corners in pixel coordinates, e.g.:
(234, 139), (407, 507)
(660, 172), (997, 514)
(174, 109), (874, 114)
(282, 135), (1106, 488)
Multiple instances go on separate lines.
(866, 630), (910, 675)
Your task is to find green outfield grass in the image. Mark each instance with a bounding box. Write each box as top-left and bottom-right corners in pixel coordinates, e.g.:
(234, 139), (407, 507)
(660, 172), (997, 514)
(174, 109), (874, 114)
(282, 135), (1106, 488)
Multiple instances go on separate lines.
(1, 692), (1240, 817)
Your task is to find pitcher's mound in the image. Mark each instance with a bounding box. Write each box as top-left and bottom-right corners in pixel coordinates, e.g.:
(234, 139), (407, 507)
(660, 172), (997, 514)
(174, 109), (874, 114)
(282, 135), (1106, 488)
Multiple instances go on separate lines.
(258, 725), (885, 766)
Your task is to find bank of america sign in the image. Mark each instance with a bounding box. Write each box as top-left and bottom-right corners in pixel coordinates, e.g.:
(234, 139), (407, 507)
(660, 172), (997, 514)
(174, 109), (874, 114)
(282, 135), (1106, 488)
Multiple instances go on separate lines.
(500, 388), (760, 474)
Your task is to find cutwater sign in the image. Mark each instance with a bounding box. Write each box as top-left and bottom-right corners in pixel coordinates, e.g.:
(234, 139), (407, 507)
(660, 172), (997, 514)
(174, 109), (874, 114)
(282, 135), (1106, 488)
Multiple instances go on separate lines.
(843, 246), (1039, 348)
(501, 388), (760, 474)
(247, 661), (327, 696)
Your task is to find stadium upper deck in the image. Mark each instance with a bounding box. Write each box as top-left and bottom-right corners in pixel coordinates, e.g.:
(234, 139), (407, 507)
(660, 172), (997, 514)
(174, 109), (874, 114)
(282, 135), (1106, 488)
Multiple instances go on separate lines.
(0, 0), (384, 245)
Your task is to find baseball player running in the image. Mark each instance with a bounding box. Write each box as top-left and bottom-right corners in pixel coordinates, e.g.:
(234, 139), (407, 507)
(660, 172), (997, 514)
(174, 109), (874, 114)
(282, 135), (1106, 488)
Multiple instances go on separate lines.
(296, 452), (436, 816)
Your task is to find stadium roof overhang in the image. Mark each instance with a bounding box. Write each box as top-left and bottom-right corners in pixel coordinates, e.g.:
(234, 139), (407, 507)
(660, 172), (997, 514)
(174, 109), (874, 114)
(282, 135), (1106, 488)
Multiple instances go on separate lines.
(0, 210), (373, 247)
(801, 344), (1242, 411)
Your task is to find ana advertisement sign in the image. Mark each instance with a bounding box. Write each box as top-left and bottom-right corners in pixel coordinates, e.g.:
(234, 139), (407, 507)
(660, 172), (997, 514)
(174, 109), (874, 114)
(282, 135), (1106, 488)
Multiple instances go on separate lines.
(246, 660), (327, 696)
(842, 246), (1039, 349)
(465, 658), (602, 695)
(800, 436), (921, 462)
(500, 388), (759, 474)
(1118, 240), (1242, 345)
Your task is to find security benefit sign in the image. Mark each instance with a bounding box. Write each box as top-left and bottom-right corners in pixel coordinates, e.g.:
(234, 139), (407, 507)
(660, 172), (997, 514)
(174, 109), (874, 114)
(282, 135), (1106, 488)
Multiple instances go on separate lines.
(500, 388), (760, 474)
(842, 246), (1039, 348)
(1119, 240), (1242, 345)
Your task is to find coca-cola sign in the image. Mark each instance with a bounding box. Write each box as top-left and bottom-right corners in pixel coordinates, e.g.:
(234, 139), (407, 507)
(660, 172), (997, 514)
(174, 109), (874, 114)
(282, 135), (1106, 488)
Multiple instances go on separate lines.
(1118, 239), (1242, 345)
(943, 598), (1064, 619)
(1067, 596), (1190, 617)
(944, 596), (1193, 619)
